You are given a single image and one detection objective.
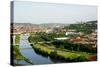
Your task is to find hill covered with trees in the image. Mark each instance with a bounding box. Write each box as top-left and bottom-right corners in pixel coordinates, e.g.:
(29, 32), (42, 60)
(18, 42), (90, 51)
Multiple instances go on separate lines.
(64, 20), (97, 34)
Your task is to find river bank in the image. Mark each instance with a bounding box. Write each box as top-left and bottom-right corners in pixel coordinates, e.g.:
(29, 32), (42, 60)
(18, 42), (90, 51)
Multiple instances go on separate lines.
(30, 43), (95, 62)
(12, 45), (33, 66)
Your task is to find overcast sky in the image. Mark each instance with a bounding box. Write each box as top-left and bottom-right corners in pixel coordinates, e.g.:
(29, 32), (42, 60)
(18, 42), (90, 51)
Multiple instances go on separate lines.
(13, 1), (97, 24)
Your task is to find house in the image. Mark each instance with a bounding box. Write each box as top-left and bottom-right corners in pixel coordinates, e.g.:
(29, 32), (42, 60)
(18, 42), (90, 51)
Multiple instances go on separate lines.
(70, 37), (82, 42)
(54, 37), (69, 40)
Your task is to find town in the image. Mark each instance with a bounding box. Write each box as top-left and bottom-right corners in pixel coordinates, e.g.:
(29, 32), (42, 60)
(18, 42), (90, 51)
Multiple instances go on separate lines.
(12, 20), (97, 49)
(11, 20), (97, 65)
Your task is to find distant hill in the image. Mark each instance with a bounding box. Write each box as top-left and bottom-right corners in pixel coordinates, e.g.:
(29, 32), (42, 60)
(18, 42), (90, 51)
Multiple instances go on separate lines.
(13, 23), (69, 28)
(39, 23), (69, 28)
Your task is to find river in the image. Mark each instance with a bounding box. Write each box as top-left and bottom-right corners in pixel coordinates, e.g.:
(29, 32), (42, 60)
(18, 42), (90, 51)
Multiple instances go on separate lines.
(18, 34), (54, 65)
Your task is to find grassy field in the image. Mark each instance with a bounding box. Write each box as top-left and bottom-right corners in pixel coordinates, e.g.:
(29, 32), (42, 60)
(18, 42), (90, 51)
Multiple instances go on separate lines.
(30, 43), (95, 62)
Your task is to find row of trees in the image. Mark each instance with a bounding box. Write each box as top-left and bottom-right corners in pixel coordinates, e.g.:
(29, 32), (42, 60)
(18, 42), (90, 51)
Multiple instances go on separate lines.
(51, 40), (97, 53)
(28, 32), (65, 43)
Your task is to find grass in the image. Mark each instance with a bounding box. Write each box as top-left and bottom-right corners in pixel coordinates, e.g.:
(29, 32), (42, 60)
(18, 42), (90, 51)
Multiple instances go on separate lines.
(57, 51), (89, 60)
(33, 44), (54, 54)
(57, 51), (78, 59)
(15, 34), (20, 44)
(31, 43), (93, 62)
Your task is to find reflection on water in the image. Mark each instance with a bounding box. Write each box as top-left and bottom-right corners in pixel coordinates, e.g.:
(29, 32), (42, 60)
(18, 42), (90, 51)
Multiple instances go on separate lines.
(14, 60), (29, 65)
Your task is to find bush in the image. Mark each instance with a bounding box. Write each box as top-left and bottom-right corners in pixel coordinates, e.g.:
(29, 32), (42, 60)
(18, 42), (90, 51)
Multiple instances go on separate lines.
(15, 34), (20, 44)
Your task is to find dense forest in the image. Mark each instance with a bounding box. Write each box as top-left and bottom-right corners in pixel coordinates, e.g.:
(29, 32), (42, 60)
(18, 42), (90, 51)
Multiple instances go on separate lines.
(64, 20), (97, 34)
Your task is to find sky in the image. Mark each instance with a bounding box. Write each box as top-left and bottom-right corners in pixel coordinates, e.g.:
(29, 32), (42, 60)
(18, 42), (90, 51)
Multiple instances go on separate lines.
(13, 1), (97, 24)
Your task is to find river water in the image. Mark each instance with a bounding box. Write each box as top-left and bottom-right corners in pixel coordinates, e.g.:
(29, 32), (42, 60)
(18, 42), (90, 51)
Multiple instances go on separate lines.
(18, 34), (54, 65)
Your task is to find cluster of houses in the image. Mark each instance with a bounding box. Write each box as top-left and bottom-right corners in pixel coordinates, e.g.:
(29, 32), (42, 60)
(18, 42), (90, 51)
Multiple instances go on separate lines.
(54, 28), (97, 48)
(12, 25), (53, 34)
